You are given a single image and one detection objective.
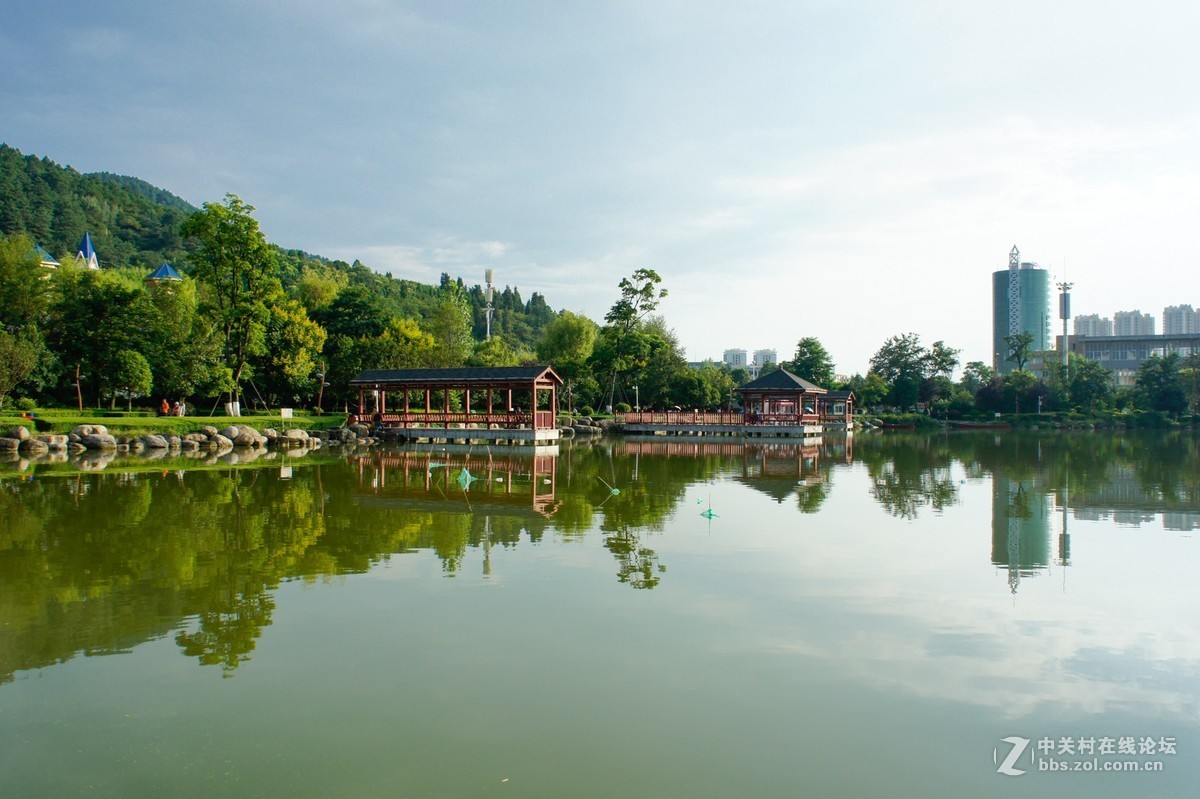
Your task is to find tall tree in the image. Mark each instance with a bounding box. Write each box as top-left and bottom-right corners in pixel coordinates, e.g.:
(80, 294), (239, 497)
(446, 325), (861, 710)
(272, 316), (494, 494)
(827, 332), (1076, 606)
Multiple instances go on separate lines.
(1003, 331), (1035, 371)
(1136, 353), (1187, 415)
(601, 268), (666, 410)
(181, 195), (280, 404)
(788, 337), (835, 387)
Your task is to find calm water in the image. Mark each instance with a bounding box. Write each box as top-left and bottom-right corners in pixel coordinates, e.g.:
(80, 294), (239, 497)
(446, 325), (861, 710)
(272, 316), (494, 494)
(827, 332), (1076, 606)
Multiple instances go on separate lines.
(1, 432), (1197, 798)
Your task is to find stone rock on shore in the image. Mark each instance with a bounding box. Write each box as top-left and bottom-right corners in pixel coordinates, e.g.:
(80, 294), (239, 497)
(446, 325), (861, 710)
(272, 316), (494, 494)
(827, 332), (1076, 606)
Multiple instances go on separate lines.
(81, 433), (118, 449)
(0, 438), (19, 452)
(140, 434), (170, 449)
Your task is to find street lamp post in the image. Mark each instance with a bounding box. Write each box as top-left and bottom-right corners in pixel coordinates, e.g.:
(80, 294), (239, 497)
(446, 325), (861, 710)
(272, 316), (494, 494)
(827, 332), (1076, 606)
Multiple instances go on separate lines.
(634, 384), (639, 412)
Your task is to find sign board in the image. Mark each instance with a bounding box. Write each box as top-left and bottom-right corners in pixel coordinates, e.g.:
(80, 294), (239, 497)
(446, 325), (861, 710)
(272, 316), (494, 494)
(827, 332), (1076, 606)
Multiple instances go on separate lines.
(281, 408), (294, 419)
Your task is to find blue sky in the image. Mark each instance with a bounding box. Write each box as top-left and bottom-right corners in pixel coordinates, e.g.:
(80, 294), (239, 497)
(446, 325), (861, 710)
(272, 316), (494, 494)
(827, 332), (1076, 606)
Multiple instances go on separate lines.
(4, 1), (1198, 373)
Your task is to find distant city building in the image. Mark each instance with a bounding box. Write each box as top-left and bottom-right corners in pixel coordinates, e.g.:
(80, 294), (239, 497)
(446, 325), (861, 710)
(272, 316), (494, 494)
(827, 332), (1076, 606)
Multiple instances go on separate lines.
(1065, 331), (1200, 385)
(1073, 313), (1113, 337)
(753, 349), (777, 368)
(722, 349), (748, 368)
(992, 245), (1052, 373)
(1163, 304), (1200, 335)
(1113, 310), (1155, 337)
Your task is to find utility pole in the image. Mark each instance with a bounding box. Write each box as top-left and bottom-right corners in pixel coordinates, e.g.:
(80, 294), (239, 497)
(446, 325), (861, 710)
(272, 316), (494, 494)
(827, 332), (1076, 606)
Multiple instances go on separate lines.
(484, 269), (495, 340)
(1057, 279), (1073, 402)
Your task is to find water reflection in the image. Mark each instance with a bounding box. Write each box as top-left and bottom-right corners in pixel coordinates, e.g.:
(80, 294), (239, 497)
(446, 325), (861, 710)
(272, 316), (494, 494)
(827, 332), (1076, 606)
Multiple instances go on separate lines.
(2, 432), (1198, 683)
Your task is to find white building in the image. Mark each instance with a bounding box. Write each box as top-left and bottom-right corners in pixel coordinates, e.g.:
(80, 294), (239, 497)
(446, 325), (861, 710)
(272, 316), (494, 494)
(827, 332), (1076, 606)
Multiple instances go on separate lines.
(753, 349), (777, 368)
(1163, 304), (1200, 335)
(1074, 314), (1113, 337)
(1113, 310), (1155, 337)
(722, 349), (748, 368)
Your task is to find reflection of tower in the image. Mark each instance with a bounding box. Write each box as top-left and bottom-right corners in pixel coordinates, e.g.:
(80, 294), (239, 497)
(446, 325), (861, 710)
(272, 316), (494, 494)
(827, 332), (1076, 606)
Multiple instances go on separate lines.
(482, 514), (492, 576)
(1058, 472), (1071, 590)
(991, 474), (1052, 593)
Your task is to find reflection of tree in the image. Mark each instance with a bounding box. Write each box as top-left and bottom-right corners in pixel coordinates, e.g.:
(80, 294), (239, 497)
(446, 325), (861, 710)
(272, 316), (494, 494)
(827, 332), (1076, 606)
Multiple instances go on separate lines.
(795, 482), (828, 514)
(858, 437), (959, 519)
(603, 528), (664, 589)
(176, 591), (275, 676)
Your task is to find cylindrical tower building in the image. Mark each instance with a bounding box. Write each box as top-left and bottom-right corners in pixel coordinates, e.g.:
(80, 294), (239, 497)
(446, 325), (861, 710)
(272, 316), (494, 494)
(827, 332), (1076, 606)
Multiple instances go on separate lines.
(992, 245), (1052, 372)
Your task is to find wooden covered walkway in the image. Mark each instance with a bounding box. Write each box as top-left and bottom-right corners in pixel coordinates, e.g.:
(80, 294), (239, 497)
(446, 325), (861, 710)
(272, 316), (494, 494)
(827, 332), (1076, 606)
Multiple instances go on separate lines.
(350, 366), (562, 442)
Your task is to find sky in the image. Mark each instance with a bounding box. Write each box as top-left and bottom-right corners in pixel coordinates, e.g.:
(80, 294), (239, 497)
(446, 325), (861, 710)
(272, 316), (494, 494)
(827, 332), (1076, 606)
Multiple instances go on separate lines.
(4, 0), (1199, 375)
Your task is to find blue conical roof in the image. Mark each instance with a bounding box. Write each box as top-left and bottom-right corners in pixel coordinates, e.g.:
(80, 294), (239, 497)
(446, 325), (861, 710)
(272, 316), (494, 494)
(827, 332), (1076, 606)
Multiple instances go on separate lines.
(146, 263), (182, 282)
(75, 232), (98, 269)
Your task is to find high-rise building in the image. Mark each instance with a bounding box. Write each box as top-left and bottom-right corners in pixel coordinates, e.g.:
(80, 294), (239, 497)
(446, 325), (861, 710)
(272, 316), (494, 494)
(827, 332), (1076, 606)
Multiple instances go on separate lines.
(1073, 314), (1113, 337)
(1163, 304), (1200, 335)
(1113, 310), (1155, 337)
(992, 245), (1052, 373)
(752, 349), (777, 368)
(722, 349), (748, 368)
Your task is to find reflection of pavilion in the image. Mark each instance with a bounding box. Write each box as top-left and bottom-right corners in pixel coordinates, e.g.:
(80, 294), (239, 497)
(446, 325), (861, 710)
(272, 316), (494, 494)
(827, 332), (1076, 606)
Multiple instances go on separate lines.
(619, 438), (854, 504)
(354, 447), (559, 517)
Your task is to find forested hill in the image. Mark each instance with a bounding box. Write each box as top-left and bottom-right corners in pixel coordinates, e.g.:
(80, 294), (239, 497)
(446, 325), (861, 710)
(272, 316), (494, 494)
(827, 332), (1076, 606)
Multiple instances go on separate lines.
(0, 143), (557, 350)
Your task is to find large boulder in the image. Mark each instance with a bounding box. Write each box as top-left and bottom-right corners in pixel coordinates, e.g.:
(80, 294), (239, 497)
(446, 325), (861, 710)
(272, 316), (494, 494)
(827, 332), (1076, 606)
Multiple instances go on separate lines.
(36, 434), (69, 450)
(140, 434), (170, 449)
(0, 438), (19, 452)
(19, 438), (50, 455)
(7, 425), (31, 441)
(211, 434), (234, 449)
(284, 428), (309, 442)
(72, 424), (109, 437)
(233, 429), (261, 447)
(219, 425), (241, 441)
(81, 433), (118, 450)
(201, 425), (219, 438)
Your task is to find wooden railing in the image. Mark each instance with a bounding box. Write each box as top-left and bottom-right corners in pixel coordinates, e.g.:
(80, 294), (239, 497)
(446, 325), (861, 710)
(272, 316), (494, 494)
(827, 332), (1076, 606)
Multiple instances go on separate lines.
(621, 411), (821, 426)
(377, 411), (537, 429)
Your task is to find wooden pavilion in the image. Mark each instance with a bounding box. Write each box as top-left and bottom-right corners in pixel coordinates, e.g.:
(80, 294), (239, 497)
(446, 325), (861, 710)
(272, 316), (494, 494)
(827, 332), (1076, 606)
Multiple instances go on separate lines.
(350, 366), (562, 441)
(736, 368), (828, 425)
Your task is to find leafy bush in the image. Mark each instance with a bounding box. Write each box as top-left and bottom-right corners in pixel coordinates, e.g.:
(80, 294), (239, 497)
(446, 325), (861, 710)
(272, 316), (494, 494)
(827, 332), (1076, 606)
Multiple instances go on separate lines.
(580, 405), (595, 417)
(16, 398), (36, 411)
(615, 402), (631, 413)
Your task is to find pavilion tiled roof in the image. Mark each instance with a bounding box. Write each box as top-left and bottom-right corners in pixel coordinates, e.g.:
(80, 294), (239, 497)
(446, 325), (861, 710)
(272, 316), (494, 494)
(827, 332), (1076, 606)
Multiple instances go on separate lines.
(350, 365), (561, 386)
(735, 368), (827, 393)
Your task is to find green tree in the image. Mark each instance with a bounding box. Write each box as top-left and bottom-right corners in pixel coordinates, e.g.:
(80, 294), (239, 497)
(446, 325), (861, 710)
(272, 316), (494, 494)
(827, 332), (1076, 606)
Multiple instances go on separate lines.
(869, 333), (928, 408)
(253, 298), (328, 405)
(925, 340), (960, 378)
(425, 286), (474, 367)
(600, 268), (667, 410)
(112, 349), (153, 410)
(375, 317), (435, 369)
(1056, 355), (1112, 413)
(181, 195), (280, 403)
(1003, 331), (1035, 371)
(0, 232), (53, 330)
(788, 337), (835, 387)
(960, 361), (995, 394)
(536, 311), (597, 380)
(467, 336), (520, 367)
(1135, 353), (1187, 415)
(0, 329), (39, 409)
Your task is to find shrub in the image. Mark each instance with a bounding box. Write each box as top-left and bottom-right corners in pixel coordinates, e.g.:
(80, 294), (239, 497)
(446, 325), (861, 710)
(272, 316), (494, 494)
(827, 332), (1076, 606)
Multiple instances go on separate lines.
(16, 398), (36, 411)
(580, 405), (595, 417)
(615, 402), (631, 413)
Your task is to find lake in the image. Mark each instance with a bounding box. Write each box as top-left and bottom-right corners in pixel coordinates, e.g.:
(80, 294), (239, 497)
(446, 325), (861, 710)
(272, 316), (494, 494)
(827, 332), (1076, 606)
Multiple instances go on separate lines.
(1, 431), (1197, 798)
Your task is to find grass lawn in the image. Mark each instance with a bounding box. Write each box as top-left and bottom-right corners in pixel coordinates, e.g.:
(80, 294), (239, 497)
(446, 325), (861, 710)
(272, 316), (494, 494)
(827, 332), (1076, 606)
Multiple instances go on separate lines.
(2, 409), (348, 436)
